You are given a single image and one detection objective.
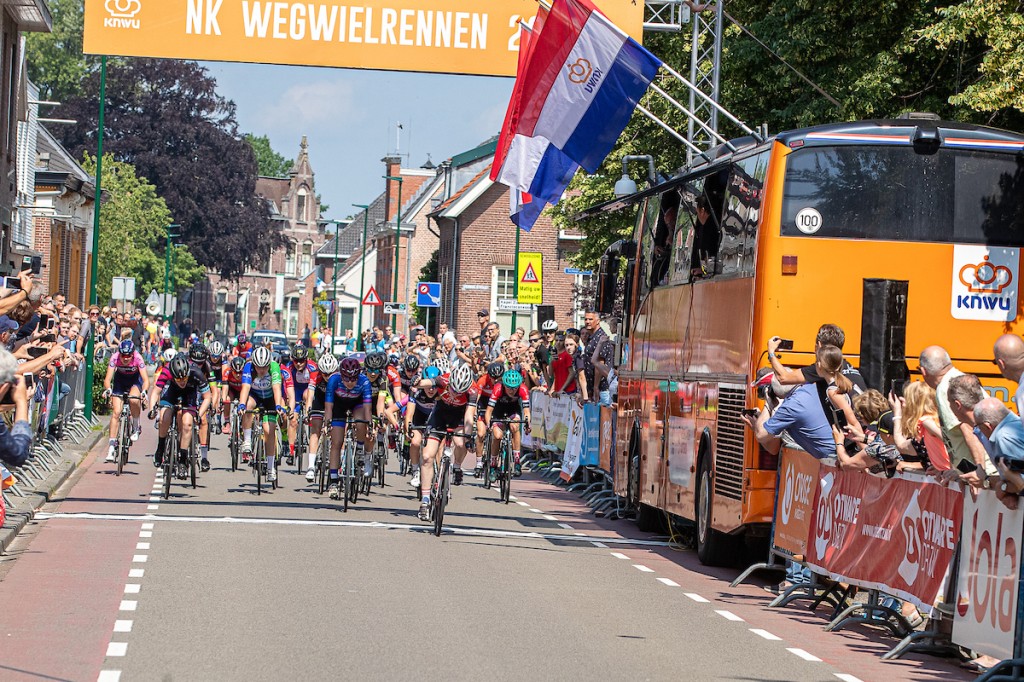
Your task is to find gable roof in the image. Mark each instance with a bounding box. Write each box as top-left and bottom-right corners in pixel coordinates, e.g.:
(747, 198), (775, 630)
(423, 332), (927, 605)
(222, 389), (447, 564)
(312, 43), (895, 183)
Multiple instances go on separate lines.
(430, 166), (493, 219)
(255, 176), (290, 215)
(36, 126), (92, 185)
(317, 191), (387, 259)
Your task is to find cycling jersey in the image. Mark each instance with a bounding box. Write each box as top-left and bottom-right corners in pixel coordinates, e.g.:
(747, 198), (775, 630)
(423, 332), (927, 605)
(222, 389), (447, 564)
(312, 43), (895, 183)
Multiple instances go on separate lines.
(233, 343), (253, 359)
(278, 365), (295, 393)
(221, 365), (243, 390)
(432, 373), (480, 408)
(488, 383), (531, 410)
(474, 375), (497, 401)
(411, 385), (436, 414)
(325, 373), (372, 406)
(289, 360), (314, 392)
(386, 365), (402, 391)
(189, 358), (216, 384)
(241, 361), (282, 401)
(158, 366), (210, 409)
(366, 371), (393, 398)
(397, 369), (418, 398)
(112, 351), (146, 377)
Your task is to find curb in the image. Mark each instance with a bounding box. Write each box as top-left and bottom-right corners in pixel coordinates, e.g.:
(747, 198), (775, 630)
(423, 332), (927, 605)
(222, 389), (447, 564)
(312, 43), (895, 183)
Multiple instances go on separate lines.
(0, 429), (105, 554)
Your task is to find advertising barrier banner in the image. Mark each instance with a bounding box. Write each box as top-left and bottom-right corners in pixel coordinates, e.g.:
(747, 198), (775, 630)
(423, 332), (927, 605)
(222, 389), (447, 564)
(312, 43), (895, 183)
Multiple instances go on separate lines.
(773, 448), (818, 557)
(83, 0), (643, 77)
(599, 406), (613, 472)
(581, 403), (600, 467)
(806, 467), (963, 609)
(546, 395), (571, 452)
(560, 400), (585, 481)
(953, 490), (1023, 661)
(530, 390), (547, 446)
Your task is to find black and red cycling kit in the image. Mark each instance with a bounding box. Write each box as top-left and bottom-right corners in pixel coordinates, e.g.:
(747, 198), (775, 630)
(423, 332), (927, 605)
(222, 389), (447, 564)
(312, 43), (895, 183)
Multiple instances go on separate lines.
(488, 383), (531, 421)
(474, 375), (497, 422)
(426, 373), (480, 435)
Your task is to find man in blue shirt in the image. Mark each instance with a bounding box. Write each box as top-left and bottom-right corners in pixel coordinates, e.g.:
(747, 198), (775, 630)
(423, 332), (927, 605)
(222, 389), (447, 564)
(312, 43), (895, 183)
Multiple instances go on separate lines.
(742, 383), (836, 459)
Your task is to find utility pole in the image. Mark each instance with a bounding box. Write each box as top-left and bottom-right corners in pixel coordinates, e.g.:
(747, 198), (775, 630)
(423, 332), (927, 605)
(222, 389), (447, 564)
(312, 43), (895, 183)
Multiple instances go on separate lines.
(83, 56), (107, 421)
(353, 203), (370, 347)
(384, 175), (403, 330)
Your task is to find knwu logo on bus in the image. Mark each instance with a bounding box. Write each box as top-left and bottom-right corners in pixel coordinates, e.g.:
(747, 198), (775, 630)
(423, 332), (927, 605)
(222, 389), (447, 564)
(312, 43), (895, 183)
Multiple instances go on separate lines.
(104, 0), (141, 29)
(951, 245), (1019, 322)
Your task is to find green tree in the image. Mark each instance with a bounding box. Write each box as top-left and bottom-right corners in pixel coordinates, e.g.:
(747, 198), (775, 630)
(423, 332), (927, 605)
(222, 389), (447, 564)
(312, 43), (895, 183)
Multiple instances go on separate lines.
(244, 133), (293, 177)
(24, 0), (91, 103)
(82, 153), (205, 305)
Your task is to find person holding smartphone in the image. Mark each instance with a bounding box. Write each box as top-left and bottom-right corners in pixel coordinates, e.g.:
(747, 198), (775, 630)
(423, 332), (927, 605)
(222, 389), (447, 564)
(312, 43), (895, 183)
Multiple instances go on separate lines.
(0, 349), (32, 467)
(974, 398), (1024, 503)
(766, 324), (868, 394)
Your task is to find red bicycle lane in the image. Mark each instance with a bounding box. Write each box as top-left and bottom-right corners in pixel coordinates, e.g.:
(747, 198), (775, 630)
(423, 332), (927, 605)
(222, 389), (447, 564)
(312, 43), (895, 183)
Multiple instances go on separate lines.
(0, 428), (160, 682)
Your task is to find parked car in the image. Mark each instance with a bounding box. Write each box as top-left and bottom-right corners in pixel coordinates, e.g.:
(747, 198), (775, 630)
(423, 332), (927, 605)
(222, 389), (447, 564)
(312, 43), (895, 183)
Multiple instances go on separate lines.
(250, 329), (290, 355)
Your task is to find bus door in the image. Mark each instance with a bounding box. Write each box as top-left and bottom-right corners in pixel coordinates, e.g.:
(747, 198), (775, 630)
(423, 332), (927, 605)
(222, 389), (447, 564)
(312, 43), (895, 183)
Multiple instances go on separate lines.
(662, 379), (699, 517)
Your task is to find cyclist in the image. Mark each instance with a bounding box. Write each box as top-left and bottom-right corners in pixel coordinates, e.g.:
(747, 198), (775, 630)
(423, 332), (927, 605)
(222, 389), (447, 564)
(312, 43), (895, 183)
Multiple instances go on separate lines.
(207, 340), (226, 431)
(364, 351), (401, 458)
(324, 356), (372, 500)
(473, 362), (505, 477)
(415, 363), (478, 521)
(283, 345), (313, 465)
(147, 354), (211, 476)
(484, 369), (532, 477)
(304, 352), (337, 483)
(277, 354), (298, 465)
(220, 356), (245, 434)
(233, 333), (253, 359)
(102, 339), (150, 463)
(404, 363), (439, 491)
(236, 346), (288, 482)
(186, 343), (216, 471)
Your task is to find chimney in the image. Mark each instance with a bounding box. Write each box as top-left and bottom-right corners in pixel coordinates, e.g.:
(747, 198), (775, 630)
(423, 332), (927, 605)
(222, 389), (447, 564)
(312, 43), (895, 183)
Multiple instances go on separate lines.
(381, 155), (401, 221)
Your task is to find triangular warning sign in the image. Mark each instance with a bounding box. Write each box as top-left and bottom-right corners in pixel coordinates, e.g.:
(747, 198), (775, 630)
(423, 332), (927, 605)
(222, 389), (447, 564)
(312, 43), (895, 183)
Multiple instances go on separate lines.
(362, 286), (383, 306)
(521, 263), (539, 284)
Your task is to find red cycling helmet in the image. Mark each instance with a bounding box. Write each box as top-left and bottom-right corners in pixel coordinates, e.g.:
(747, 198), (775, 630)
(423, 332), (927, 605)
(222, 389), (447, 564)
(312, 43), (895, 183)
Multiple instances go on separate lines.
(339, 356), (361, 380)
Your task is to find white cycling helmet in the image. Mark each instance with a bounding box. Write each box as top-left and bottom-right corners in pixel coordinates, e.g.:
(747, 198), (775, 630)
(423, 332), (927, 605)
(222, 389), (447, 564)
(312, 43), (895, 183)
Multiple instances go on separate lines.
(208, 340), (224, 356)
(542, 319), (558, 332)
(433, 355), (451, 373)
(317, 353), (340, 375)
(449, 363), (474, 394)
(162, 348), (177, 362)
(251, 346), (272, 368)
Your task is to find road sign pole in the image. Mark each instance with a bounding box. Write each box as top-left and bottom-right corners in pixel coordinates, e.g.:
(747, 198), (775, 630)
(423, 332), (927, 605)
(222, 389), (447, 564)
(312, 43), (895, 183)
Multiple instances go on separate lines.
(426, 308), (430, 336)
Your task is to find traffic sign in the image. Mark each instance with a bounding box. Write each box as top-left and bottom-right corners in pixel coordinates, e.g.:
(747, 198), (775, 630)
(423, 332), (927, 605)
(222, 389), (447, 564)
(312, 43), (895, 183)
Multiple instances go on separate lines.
(564, 268), (594, 276)
(362, 286), (383, 306)
(416, 281), (441, 308)
(384, 302), (407, 315)
(518, 252), (543, 304)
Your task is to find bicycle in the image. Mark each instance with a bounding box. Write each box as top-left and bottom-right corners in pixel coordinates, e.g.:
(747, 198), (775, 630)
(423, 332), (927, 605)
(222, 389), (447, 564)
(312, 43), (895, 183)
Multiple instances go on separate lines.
(155, 400), (184, 500)
(314, 421), (331, 495)
(293, 404), (309, 476)
(227, 400), (241, 472)
(111, 393), (142, 477)
(490, 419), (520, 504)
(334, 417), (369, 511)
(428, 429), (474, 537)
(373, 421), (391, 490)
(248, 406), (281, 495)
(480, 431), (494, 491)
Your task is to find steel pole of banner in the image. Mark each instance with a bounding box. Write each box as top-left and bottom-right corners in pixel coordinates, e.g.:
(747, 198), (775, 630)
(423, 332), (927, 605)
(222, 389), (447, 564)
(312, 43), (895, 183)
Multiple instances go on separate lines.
(353, 203), (369, 344)
(512, 225), (521, 331)
(83, 56), (107, 422)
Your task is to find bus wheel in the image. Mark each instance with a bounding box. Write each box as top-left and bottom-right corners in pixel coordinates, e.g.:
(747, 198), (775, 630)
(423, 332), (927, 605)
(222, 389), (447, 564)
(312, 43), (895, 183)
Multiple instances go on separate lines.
(696, 455), (740, 566)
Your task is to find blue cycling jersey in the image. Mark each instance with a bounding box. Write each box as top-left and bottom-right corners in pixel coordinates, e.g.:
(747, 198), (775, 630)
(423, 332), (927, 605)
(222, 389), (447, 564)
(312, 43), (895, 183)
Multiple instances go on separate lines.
(241, 362), (282, 400)
(325, 373), (372, 405)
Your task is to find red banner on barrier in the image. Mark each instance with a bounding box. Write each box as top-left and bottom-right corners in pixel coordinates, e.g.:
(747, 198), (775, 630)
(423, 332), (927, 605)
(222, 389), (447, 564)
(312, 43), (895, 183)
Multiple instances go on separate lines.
(599, 406), (613, 473)
(773, 448), (818, 556)
(806, 469), (963, 608)
(953, 490), (1023, 661)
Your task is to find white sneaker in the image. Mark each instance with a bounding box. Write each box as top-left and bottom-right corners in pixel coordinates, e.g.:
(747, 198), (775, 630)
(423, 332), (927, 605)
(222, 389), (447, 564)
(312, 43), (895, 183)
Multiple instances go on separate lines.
(130, 425), (141, 442)
(105, 446), (116, 463)
(409, 472), (420, 488)
(241, 441), (252, 454)
(268, 470), (277, 483)
(305, 468), (316, 483)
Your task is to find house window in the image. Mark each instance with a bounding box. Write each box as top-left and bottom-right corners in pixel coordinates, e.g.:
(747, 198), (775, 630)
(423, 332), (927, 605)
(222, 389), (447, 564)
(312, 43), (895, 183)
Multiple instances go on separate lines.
(215, 289), (228, 333)
(284, 295), (300, 337)
(285, 242), (296, 276)
(300, 241), (312, 275)
(491, 266), (517, 336)
(259, 248), (272, 275)
(296, 190), (307, 222)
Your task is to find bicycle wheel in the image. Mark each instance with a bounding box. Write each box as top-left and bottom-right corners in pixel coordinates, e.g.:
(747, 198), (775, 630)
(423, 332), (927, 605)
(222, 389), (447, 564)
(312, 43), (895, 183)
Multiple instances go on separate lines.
(254, 433), (263, 496)
(433, 458), (449, 537)
(116, 410), (128, 476)
(341, 440), (353, 511)
(229, 413), (239, 472)
(190, 444), (198, 489)
(500, 433), (512, 504)
(317, 436), (328, 495)
(162, 427), (175, 500)
(482, 433), (493, 490)
(376, 448), (386, 487)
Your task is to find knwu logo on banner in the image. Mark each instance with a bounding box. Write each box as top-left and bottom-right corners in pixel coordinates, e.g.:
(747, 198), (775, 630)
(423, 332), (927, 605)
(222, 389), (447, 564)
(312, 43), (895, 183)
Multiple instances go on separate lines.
(951, 245), (1019, 322)
(105, 0), (141, 28)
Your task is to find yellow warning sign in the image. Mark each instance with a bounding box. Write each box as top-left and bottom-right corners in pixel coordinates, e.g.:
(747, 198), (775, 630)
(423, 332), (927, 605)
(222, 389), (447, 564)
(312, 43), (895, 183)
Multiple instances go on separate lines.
(518, 252), (542, 304)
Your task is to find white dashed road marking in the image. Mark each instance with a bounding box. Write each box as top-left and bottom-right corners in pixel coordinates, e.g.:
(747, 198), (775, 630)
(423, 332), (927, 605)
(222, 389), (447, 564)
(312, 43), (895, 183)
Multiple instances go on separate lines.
(787, 648), (822, 662)
(656, 577), (679, 587)
(715, 610), (744, 622)
(113, 620), (133, 633)
(632, 564), (654, 573)
(97, 671), (121, 682)
(684, 593), (710, 603)
(106, 642), (128, 657)
(750, 629), (781, 641)
(611, 552), (629, 560)
(119, 601), (137, 611)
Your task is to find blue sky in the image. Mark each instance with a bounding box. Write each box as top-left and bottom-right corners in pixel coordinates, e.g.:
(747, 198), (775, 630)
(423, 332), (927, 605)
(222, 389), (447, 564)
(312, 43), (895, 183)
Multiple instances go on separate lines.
(202, 62), (514, 221)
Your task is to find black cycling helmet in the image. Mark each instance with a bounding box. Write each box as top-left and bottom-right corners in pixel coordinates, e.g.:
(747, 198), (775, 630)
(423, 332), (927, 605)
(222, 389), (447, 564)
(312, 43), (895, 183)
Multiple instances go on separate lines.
(403, 354), (421, 372)
(365, 351), (388, 371)
(293, 344), (308, 361)
(229, 356), (244, 372)
(169, 355), (191, 380)
(486, 362), (505, 380)
(188, 343), (209, 362)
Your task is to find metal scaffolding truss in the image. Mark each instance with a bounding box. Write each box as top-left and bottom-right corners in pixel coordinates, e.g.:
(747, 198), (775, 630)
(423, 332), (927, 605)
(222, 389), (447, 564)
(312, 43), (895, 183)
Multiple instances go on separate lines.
(643, 0), (690, 32)
(687, 1), (724, 154)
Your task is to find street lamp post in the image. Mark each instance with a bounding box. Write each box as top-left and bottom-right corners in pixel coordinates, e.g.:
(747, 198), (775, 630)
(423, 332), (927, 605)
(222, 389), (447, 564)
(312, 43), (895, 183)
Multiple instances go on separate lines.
(321, 218), (343, 346)
(83, 55), (108, 421)
(352, 204), (370, 349)
(384, 175), (403, 330)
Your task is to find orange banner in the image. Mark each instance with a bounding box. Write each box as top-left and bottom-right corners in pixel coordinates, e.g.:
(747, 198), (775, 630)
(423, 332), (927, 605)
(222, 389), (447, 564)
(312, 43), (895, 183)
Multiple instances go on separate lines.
(773, 447), (818, 556)
(84, 0), (644, 77)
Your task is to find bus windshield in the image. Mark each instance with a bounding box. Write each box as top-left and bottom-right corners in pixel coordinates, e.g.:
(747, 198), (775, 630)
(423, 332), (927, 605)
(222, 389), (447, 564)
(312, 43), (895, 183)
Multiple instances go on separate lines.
(781, 145), (1024, 245)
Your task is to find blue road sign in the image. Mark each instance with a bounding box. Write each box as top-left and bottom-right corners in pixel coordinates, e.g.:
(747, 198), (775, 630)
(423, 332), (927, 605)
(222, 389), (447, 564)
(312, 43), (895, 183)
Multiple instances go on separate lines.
(417, 281), (441, 308)
(564, 268), (594, 276)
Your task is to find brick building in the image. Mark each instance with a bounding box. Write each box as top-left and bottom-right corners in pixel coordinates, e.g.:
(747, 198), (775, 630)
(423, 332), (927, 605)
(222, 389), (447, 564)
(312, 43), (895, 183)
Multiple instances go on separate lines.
(185, 137), (327, 340)
(429, 146), (583, 336)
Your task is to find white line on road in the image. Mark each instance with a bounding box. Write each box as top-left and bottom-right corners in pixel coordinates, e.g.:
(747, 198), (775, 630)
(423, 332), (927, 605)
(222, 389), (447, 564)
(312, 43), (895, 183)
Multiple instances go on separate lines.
(684, 593), (710, 603)
(715, 610), (744, 622)
(148, 497), (159, 502)
(787, 648), (822, 662)
(106, 642), (128, 657)
(656, 577), (679, 587)
(590, 541), (608, 548)
(542, 515), (558, 521)
(33, 512), (678, 547)
(97, 671), (121, 682)
(834, 675), (863, 682)
(113, 620), (133, 633)
(139, 531), (152, 538)
(633, 564), (655, 573)
(118, 601), (136, 611)
(141, 523), (154, 530)
(516, 501), (530, 507)
(147, 505), (158, 511)
(132, 555), (147, 563)
(749, 629), (781, 641)
(124, 584), (141, 594)
(557, 523), (573, 530)
(129, 569), (144, 578)
(509, 496), (517, 501)
(529, 508), (542, 513)
(611, 552), (629, 559)
(136, 543), (150, 550)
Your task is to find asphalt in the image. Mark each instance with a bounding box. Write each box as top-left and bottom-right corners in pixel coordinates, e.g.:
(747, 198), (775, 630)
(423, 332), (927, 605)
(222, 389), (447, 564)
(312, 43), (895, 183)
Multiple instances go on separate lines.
(0, 418), (976, 682)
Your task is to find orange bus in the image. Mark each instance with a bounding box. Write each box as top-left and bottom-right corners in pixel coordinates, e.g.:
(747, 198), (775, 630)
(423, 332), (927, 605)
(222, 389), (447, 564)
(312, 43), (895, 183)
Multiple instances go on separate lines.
(585, 116), (1024, 565)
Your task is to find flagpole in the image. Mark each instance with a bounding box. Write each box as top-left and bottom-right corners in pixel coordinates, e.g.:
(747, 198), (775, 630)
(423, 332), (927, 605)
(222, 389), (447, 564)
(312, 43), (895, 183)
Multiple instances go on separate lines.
(512, 224), (521, 332)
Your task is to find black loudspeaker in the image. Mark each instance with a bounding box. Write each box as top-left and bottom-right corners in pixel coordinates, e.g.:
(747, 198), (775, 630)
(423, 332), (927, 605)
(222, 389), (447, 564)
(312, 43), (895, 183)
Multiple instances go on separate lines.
(537, 305), (555, 328)
(859, 279), (910, 394)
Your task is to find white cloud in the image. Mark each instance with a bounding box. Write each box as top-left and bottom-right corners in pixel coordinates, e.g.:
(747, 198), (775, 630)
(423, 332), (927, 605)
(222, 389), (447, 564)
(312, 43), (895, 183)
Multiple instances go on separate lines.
(253, 79), (362, 131)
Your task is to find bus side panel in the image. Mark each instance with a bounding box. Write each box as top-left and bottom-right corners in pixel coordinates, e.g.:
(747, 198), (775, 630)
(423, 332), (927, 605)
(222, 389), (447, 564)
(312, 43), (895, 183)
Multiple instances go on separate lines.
(614, 375), (640, 498)
(662, 380), (698, 518)
(640, 376), (665, 510)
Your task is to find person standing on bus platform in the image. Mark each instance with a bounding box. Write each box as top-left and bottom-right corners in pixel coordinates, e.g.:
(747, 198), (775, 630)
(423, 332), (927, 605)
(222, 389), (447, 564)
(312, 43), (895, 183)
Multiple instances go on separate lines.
(993, 334), (1024, 415)
(689, 195), (720, 279)
(651, 193), (679, 286)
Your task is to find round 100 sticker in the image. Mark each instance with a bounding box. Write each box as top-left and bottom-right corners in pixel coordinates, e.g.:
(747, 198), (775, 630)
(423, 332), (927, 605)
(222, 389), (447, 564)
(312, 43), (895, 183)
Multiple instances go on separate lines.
(795, 207), (823, 234)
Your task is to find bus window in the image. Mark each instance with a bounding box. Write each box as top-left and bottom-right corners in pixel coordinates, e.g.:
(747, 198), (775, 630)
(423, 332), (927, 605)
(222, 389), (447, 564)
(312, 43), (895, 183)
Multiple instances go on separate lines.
(638, 195), (662, 296)
(719, 151), (770, 277)
(669, 183), (701, 285)
(650, 190), (681, 287)
(690, 169), (729, 280)
(781, 146), (1024, 244)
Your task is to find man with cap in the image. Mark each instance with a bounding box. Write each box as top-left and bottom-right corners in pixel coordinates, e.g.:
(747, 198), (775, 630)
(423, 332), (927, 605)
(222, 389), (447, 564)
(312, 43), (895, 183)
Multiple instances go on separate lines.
(478, 309), (490, 334)
(0, 316), (19, 351)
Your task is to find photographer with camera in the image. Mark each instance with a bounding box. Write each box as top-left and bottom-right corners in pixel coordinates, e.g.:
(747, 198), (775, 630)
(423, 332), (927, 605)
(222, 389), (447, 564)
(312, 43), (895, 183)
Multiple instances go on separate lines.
(0, 349), (33, 467)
